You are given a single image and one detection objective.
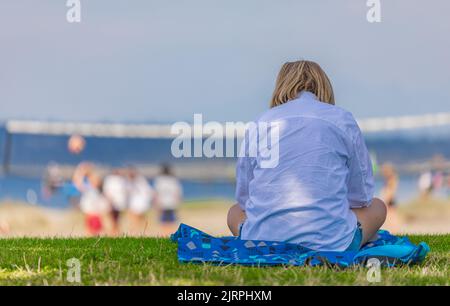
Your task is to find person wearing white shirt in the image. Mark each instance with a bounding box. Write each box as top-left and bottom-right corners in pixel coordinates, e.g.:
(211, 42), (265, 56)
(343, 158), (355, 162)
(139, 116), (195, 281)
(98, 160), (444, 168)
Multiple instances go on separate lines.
(154, 164), (183, 236)
(74, 164), (109, 236)
(103, 169), (128, 236)
(126, 166), (153, 236)
(227, 60), (387, 252)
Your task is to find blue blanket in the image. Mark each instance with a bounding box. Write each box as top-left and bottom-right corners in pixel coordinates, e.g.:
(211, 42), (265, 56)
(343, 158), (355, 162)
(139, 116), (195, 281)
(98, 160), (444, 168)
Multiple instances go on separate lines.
(171, 224), (430, 268)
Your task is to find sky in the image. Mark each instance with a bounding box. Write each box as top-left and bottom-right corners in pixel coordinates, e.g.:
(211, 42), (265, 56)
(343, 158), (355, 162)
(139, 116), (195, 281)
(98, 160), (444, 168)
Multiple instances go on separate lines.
(1, 0), (450, 123)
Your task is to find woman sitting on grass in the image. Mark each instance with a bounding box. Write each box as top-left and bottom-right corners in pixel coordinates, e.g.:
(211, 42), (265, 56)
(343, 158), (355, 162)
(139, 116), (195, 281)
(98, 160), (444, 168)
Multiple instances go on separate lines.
(228, 60), (387, 251)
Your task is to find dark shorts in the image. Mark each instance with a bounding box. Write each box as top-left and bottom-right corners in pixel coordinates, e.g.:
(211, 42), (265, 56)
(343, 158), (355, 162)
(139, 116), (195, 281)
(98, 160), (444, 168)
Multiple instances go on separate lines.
(111, 209), (121, 223)
(160, 209), (177, 223)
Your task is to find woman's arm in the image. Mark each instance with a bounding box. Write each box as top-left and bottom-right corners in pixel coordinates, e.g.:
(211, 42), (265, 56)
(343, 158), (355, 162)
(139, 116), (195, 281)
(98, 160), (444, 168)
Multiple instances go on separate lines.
(346, 117), (375, 208)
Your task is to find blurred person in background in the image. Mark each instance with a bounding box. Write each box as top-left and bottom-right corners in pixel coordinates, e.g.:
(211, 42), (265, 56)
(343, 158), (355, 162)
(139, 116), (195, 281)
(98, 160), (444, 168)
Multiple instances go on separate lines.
(126, 166), (153, 236)
(447, 177), (450, 199)
(42, 162), (82, 207)
(380, 163), (400, 232)
(40, 135), (87, 204)
(430, 155), (447, 196)
(103, 168), (128, 236)
(154, 164), (183, 236)
(446, 173), (450, 198)
(42, 162), (64, 199)
(418, 155), (449, 200)
(73, 163), (109, 236)
(381, 163), (398, 207)
(441, 169), (450, 199)
(418, 170), (433, 199)
(64, 134), (87, 206)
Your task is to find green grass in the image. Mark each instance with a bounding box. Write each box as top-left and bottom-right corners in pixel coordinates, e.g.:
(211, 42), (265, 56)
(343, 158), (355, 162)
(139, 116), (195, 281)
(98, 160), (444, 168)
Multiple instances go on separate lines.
(0, 235), (448, 286)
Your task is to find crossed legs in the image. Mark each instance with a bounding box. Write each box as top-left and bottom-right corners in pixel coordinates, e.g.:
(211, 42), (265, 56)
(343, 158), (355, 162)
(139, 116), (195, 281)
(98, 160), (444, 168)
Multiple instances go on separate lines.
(227, 197), (387, 247)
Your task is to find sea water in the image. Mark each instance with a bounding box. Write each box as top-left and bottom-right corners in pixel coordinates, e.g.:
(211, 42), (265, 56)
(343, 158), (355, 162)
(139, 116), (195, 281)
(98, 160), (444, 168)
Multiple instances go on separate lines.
(0, 126), (449, 207)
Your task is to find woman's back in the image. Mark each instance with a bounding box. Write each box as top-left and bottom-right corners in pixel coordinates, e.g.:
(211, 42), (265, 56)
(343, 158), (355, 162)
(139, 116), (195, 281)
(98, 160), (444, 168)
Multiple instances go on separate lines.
(236, 92), (374, 251)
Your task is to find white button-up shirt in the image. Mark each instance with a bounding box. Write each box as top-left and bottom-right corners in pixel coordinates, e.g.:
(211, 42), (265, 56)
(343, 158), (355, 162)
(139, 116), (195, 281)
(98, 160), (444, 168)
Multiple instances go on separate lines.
(236, 91), (374, 251)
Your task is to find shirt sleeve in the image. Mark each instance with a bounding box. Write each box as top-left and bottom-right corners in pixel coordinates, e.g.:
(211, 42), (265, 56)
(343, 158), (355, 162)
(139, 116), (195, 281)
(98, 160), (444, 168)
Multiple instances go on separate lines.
(235, 155), (255, 211)
(346, 118), (375, 208)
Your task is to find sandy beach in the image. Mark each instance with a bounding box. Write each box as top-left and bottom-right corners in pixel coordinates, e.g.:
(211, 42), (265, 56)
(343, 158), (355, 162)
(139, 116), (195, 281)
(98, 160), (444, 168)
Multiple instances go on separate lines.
(0, 200), (232, 238)
(0, 199), (449, 238)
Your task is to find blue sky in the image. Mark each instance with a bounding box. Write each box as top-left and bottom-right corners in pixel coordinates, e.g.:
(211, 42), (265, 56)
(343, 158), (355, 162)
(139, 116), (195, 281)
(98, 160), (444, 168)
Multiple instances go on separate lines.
(1, 0), (450, 123)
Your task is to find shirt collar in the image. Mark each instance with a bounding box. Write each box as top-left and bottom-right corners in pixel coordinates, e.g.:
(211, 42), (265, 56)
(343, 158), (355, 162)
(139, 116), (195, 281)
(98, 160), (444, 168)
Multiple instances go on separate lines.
(297, 91), (318, 101)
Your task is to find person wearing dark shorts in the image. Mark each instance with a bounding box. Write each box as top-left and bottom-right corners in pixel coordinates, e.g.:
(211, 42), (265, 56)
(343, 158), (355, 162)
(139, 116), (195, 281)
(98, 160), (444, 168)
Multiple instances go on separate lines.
(160, 209), (177, 223)
(154, 164), (183, 236)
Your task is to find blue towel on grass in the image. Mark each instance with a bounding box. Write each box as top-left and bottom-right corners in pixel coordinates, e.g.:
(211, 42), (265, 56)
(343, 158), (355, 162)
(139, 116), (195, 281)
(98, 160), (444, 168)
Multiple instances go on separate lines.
(171, 224), (430, 268)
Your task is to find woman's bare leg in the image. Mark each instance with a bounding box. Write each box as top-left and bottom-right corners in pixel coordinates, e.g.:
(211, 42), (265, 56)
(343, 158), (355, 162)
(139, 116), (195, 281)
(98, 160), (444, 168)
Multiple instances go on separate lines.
(227, 204), (247, 236)
(351, 197), (387, 245)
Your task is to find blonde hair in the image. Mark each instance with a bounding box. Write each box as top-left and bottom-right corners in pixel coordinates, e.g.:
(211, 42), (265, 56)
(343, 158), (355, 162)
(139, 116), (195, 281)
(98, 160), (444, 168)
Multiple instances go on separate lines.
(270, 60), (335, 108)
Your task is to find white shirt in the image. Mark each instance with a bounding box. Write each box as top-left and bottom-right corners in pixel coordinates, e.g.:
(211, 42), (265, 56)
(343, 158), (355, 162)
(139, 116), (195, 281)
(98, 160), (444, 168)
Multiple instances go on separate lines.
(80, 188), (109, 215)
(154, 175), (182, 210)
(103, 174), (128, 211)
(128, 176), (153, 214)
(236, 91), (374, 251)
